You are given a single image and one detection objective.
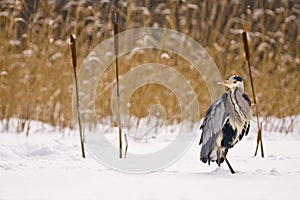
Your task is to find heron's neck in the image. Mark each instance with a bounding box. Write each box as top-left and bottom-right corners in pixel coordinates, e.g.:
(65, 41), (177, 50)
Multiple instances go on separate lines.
(230, 87), (244, 94)
(227, 88), (252, 124)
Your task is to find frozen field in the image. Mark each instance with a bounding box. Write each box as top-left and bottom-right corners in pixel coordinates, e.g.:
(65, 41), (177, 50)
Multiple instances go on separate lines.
(0, 120), (300, 200)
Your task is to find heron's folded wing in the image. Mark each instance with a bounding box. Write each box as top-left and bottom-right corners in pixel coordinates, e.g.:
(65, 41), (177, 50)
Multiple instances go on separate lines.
(199, 93), (228, 157)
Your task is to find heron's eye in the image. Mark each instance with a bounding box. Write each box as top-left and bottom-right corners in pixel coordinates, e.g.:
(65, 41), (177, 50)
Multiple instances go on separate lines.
(233, 80), (237, 83)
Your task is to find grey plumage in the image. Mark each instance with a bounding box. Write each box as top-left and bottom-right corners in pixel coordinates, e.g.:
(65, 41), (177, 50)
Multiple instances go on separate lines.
(199, 75), (252, 172)
(199, 93), (228, 161)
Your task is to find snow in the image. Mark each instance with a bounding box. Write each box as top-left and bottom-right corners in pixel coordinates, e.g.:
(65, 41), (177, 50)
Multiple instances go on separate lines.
(161, 53), (170, 59)
(0, 71), (8, 76)
(0, 120), (300, 200)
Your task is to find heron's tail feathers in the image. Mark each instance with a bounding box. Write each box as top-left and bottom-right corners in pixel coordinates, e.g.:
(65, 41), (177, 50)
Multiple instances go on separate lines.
(200, 148), (228, 166)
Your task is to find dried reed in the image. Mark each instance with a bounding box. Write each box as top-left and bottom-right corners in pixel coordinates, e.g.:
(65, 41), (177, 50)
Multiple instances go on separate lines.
(0, 0), (299, 134)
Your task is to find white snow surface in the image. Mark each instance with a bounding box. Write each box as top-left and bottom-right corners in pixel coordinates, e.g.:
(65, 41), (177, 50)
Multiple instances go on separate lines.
(1, 120), (300, 200)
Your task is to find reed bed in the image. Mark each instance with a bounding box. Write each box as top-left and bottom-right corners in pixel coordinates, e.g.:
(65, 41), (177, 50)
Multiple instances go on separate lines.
(0, 0), (299, 133)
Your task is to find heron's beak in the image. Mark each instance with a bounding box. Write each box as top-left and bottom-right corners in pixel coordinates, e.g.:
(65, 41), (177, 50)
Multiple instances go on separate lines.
(218, 80), (233, 88)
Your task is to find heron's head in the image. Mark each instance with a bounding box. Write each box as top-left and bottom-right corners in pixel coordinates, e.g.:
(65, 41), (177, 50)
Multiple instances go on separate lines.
(218, 75), (244, 91)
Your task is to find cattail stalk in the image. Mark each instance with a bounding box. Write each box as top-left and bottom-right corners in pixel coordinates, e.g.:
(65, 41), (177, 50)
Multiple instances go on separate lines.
(70, 34), (85, 158)
(242, 31), (264, 157)
(113, 11), (128, 158)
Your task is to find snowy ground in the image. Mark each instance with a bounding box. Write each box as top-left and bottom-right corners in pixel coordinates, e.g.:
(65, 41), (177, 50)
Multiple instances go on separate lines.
(1, 120), (300, 200)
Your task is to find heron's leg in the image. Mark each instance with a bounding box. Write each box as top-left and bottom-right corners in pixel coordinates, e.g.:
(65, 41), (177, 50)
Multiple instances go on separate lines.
(217, 148), (221, 167)
(222, 152), (235, 174)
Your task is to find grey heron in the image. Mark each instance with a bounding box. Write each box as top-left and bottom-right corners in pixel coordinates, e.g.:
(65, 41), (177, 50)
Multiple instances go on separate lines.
(199, 75), (252, 174)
